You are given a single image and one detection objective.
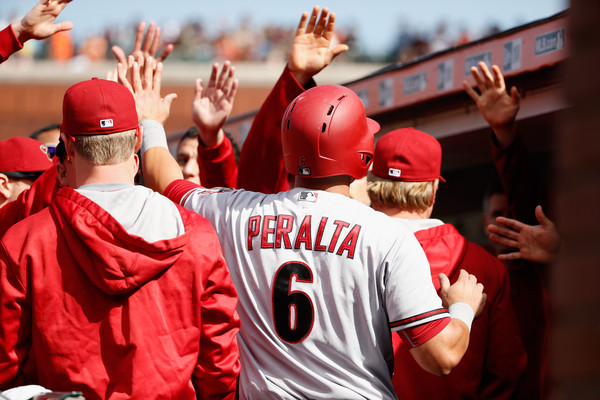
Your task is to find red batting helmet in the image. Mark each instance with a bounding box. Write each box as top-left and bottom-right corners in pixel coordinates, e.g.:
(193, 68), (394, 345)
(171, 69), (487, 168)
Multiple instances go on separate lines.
(281, 85), (380, 179)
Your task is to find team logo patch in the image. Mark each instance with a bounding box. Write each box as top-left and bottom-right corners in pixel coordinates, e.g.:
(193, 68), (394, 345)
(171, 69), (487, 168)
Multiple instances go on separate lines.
(388, 168), (401, 178)
(299, 191), (318, 202)
(298, 166), (311, 176)
(100, 119), (114, 128)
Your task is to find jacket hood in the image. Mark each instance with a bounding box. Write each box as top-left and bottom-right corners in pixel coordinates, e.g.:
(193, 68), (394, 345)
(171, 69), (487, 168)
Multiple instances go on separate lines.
(414, 223), (467, 291)
(51, 187), (190, 295)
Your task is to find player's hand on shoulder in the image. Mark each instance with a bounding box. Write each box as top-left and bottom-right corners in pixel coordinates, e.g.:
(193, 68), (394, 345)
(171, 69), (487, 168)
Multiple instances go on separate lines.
(439, 269), (486, 318)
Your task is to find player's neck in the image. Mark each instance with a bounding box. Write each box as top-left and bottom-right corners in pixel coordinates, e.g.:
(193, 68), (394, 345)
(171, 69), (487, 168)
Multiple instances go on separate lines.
(71, 155), (138, 188)
(294, 175), (353, 197)
(371, 204), (433, 219)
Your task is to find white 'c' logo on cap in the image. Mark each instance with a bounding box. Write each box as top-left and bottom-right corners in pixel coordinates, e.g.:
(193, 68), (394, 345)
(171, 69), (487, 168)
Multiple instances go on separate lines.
(100, 119), (114, 128)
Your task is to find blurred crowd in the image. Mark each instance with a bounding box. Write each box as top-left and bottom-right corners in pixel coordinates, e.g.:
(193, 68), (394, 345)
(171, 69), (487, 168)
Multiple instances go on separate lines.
(0, 11), (502, 65)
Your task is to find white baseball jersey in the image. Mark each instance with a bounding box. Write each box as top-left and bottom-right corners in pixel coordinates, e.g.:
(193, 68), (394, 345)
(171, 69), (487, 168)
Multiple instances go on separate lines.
(172, 184), (449, 400)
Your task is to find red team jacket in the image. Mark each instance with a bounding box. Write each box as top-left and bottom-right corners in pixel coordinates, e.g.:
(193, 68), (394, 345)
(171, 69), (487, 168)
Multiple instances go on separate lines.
(0, 187), (240, 399)
(392, 223), (527, 399)
(0, 25), (22, 64)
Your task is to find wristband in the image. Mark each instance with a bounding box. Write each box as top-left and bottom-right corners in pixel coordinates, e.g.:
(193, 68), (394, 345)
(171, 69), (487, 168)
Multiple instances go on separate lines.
(140, 119), (168, 158)
(449, 302), (475, 332)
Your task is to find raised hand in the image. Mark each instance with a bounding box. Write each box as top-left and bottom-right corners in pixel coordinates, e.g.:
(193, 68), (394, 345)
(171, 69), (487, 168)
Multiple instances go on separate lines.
(112, 22), (174, 69)
(11, 0), (74, 44)
(487, 205), (562, 264)
(288, 6), (349, 86)
(118, 55), (177, 125)
(463, 62), (520, 147)
(191, 61), (238, 147)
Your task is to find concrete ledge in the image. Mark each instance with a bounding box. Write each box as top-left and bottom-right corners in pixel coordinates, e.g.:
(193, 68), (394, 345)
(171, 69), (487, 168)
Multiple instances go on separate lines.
(0, 60), (385, 86)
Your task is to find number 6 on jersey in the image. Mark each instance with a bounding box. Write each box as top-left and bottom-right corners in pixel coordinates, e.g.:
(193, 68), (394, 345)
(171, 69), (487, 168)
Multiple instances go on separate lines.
(272, 261), (315, 343)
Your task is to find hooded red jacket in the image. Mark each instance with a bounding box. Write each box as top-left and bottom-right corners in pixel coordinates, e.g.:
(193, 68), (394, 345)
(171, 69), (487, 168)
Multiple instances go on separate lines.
(0, 187), (240, 399)
(392, 223), (527, 400)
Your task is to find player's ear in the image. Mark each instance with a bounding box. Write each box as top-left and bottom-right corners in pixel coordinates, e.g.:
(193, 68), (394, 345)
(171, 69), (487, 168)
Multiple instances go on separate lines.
(56, 162), (69, 187)
(430, 180), (439, 207)
(60, 132), (76, 158)
(134, 126), (143, 153)
(0, 173), (11, 201)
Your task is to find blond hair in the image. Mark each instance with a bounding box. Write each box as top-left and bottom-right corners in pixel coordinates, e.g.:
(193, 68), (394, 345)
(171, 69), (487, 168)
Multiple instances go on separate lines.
(73, 129), (137, 165)
(366, 173), (437, 213)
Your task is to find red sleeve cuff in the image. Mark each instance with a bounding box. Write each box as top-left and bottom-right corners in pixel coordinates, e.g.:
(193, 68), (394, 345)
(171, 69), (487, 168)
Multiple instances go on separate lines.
(164, 179), (201, 205)
(198, 134), (234, 162)
(0, 25), (24, 62)
(283, 64), (317, 91)
(400, 316), (451, 347)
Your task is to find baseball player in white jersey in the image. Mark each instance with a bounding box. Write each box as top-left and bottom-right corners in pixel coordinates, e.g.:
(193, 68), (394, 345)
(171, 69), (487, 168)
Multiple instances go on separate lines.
(129, 55), (486, 399)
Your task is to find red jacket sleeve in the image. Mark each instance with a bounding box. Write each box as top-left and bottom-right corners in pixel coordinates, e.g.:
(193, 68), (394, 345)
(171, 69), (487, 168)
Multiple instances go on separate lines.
(236, 65), (315, 193)
(192, 227), (240, 399)
(0, 243), (31, 389)
(0, 165), (58, 238)
(198, 135), (238, 189)
(0, 25), (23, 64)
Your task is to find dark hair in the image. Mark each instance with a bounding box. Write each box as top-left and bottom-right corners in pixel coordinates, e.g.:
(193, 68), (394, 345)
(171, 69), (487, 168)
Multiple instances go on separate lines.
(178, 126), (241, 164)
(30, 123), (61, 140)
(55, 138), (67, 163)
(178, 126), (199, 146)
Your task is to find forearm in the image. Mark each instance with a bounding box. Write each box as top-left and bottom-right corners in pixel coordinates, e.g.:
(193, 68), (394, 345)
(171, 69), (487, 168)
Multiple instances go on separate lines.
(197, 127), (225, 149)
(140, 120), (183, 194)
(491, 121), (518, 149)
(409, 319), (469, 376)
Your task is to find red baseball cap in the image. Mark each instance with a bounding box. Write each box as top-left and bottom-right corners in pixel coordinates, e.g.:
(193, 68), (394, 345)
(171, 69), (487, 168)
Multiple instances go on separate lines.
(61, 78), (138, 136)
(0, 137), (53, 175)
(372, 127), (445, 182)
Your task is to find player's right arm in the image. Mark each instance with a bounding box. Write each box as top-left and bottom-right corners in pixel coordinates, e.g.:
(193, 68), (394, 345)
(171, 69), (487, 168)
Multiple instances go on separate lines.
(117, 55), (182, 194)
(236, 6), (348, 192)
(409, 270), (486, 376)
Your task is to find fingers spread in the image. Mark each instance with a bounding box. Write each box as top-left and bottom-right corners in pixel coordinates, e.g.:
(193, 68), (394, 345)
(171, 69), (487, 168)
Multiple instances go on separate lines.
(305, 6), (320, 33)
(314, 7), (329, 36)
(463, 80), (479, 101)
(133, 22), (146, 53)
(478, 61), (494, 87)
(323, 11), (337, 41)
(295, 11), (309, 37)
(495, 216), (525, 232)
(217, 61), (232, 89)
(208, 63), (219, 88)
(470, 66), (485, 92)
(491, 64), (505, 90)
(497, 251), (521, 261)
